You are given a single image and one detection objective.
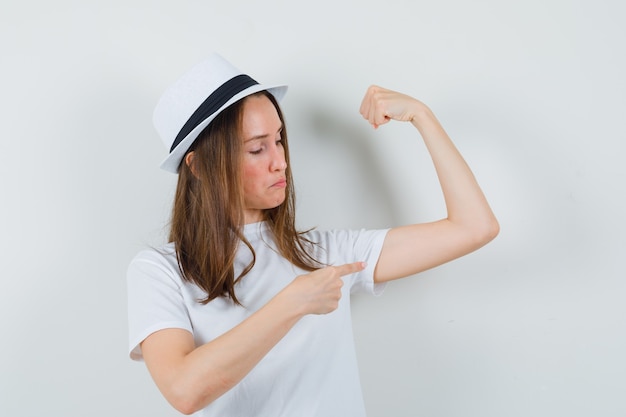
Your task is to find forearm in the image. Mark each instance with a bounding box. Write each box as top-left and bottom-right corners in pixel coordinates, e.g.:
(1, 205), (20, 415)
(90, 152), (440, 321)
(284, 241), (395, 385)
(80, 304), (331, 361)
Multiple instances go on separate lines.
(148, 288), (305, 414)
(146, 262), (359, 414)
(362, 85), (499, 282)
(411, 106), (499, 234)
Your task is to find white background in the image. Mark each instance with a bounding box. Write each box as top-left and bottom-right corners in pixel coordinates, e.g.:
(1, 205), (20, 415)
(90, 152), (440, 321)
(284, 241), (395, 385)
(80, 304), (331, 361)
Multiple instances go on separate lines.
(1, 1), (625, 416)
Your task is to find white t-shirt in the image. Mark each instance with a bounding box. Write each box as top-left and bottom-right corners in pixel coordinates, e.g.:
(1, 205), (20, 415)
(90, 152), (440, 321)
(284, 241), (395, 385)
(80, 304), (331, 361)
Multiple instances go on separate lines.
(127, 222), (389, 417)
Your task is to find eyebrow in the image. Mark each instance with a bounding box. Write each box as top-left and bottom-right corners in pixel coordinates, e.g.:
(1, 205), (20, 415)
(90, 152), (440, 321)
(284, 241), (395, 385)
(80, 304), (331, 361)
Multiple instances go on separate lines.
(244, 124), (283, 143)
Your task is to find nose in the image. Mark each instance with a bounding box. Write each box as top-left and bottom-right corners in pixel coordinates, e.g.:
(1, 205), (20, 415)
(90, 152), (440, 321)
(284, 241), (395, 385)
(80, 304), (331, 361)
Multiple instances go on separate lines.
(270, 145), (287, 171)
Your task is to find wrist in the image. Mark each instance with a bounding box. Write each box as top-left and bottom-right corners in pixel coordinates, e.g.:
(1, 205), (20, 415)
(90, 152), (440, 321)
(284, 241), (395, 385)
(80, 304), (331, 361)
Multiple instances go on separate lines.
(410, 105), (436, 128)
(272, 283), (309, 321)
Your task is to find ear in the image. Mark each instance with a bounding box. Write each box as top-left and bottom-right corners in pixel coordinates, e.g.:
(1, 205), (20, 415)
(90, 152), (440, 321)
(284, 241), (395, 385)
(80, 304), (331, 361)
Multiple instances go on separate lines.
(184, 151), (200, 178)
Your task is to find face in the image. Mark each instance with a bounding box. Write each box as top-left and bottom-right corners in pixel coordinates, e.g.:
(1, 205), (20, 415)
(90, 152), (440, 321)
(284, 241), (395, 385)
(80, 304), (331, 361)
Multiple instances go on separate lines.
(240, 94), (287, 223)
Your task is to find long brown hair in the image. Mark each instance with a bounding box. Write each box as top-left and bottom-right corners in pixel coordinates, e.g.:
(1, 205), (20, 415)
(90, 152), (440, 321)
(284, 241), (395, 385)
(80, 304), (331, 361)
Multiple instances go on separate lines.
(169, 91), (321, 305)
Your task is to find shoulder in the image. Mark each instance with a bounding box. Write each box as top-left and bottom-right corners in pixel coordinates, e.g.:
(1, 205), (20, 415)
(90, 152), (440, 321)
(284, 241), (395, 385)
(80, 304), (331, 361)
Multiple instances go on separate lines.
(127, 242), (181, 285)
(131, 241), (175, 259)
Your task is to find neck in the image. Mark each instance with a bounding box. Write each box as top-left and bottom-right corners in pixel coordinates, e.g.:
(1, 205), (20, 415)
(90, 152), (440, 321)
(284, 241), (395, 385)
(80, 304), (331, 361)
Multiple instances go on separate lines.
(244, 209), (264, 224)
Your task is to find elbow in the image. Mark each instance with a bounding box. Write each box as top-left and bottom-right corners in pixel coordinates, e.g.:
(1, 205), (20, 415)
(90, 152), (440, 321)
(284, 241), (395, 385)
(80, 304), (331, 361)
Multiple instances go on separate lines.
(170, 394), (203, 416)
(459, 214), (499, 250)
(177, 406), (197, 416)
(476, 215), (500, 246)
(167, 375), (232, 415)
(164, 382), (208, 415)
(172, 395), (217, 416)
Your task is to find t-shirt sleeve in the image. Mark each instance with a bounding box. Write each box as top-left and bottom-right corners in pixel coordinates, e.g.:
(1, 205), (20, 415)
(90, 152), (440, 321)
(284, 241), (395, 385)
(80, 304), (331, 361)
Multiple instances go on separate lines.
(314, 228), (390, 296)
(126, 249), (193, 361)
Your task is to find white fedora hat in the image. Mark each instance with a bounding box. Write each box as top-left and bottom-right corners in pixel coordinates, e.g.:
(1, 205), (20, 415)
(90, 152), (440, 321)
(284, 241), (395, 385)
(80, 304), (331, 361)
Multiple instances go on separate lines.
(153, 53), (288, 173)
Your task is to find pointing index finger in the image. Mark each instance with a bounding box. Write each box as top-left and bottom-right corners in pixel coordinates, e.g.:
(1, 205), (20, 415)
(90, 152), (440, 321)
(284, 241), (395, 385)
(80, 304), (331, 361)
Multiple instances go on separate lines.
(335, 262), (367, 277)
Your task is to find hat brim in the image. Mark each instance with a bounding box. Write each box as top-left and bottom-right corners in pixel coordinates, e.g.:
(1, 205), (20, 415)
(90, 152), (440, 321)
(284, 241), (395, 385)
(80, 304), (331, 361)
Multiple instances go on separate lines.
(160, 83), (288, 173)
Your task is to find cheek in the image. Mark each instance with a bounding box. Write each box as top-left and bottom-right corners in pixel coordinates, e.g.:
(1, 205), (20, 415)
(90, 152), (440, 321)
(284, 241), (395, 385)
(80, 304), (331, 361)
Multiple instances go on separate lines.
(242, 162), (260, 192)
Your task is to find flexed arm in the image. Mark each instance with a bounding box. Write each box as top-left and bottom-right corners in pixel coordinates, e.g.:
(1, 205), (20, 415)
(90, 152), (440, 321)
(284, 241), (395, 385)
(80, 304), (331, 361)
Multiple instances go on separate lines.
(359, 85), (499, 283)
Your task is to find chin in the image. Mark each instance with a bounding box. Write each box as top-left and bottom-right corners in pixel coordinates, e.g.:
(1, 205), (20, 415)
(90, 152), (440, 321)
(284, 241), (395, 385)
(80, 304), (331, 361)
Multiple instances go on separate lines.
(265, 200), (286, 211)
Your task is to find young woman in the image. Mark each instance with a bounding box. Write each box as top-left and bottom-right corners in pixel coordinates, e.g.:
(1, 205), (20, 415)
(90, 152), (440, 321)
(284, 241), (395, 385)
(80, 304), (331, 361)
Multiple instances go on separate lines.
(127, 53), (499, 416)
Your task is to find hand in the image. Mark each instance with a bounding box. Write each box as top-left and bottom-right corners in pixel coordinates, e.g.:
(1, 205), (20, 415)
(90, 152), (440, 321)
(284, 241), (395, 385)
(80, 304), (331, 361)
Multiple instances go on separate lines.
(287, 262), (367, 315)
(359, 85), (425, 129)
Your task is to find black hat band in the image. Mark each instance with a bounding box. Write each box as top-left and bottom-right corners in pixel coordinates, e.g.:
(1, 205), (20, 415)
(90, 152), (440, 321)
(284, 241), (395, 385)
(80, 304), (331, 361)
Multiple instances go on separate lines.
(170, 74), (259, 153)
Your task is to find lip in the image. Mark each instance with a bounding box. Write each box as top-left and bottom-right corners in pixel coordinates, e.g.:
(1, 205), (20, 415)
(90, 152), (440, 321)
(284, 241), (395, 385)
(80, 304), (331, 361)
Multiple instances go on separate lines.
(271, 178), (287, 188)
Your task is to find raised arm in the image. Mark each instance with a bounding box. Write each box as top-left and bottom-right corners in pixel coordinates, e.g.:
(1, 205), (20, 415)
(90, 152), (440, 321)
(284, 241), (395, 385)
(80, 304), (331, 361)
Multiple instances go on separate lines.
(359, 85), (499, 283)
(140, 262), (365, 415)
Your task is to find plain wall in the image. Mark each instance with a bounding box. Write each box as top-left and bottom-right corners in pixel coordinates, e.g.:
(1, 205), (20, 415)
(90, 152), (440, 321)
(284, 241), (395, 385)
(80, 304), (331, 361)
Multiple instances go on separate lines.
(1, 1), (624, 416)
